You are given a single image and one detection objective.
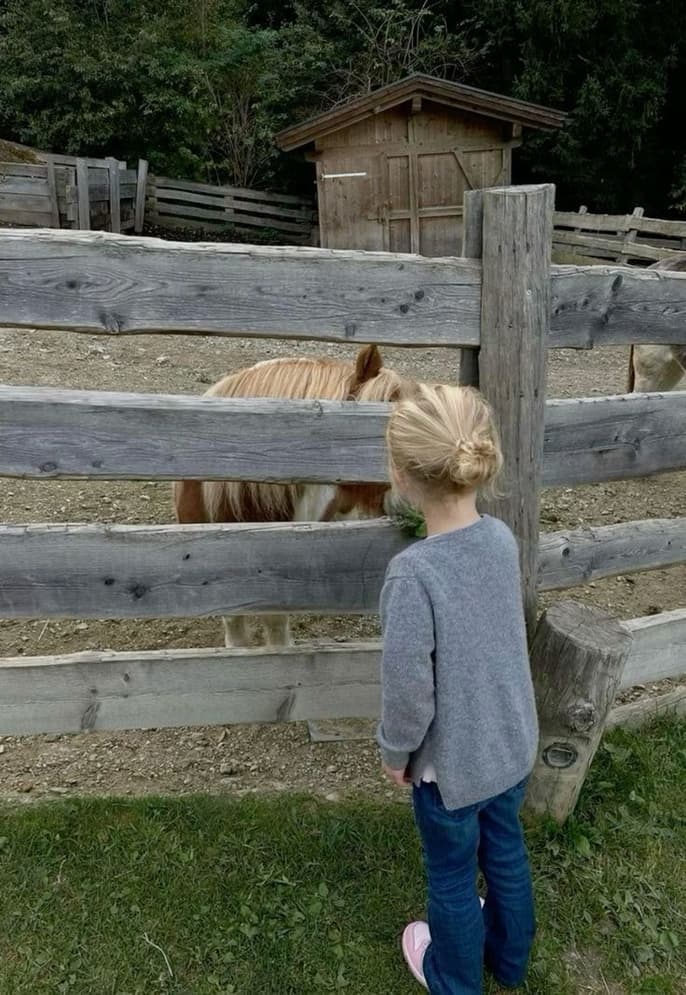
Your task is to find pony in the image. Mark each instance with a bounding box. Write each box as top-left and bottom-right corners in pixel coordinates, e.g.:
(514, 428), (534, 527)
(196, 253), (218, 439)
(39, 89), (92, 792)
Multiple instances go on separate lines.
(627, 254), (686, 392)
(173, 344), (418, 648)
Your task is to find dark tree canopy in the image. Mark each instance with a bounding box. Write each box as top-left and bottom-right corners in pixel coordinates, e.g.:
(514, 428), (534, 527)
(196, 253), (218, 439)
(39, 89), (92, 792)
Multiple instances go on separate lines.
(0, 0), (683, 213)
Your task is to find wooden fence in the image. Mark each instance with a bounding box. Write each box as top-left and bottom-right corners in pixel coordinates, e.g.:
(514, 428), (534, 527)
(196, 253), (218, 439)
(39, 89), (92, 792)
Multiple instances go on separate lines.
(0, 156), (140, 232)
(145, 174), (315, 241)
(553, 205), (686, 264)
(0, 186), (685, 822)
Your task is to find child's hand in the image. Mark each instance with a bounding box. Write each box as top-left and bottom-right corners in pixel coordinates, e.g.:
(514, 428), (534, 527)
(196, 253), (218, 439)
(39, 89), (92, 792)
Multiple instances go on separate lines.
(382, 763), (411, 787)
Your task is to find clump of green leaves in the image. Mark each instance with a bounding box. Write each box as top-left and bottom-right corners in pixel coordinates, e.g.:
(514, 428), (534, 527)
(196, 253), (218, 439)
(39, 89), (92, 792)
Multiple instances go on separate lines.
(389, 497), (427, 538)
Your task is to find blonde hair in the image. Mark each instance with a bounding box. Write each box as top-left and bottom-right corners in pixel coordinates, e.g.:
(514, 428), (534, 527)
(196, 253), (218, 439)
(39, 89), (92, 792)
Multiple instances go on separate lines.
(387, 384), (503, 495)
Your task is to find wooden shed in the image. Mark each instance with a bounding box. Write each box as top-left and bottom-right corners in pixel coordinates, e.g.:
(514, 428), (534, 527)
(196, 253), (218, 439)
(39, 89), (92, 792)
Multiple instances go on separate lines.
(276, 74), (565, 256)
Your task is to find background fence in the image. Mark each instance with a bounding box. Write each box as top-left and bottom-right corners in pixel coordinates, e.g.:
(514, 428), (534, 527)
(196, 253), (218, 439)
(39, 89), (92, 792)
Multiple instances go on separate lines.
(553, 205), (686, 264)
(145, 174), (316, 241)
(0, 186), (684, 822)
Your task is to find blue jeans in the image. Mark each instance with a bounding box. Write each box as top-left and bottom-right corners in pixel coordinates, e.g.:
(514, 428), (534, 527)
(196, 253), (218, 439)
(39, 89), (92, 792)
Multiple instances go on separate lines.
(412, 778), (535, 994)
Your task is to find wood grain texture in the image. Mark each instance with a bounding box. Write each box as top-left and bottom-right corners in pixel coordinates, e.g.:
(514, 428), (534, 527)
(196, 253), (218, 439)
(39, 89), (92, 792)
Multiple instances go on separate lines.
(526, 601), (633, 823)
(550, 264), (686, 347)
(0, 520), (410, 618)
(150, 174), (312, 205)
(542, 391), (686, 485)
(134, 159), (148, 233)
(0, 641), (382, 736)
(0, 228), (481, 347)
(606, 684), (686, 730)
(621, 609), (686, 688)
(552, 230), (670, 262)
(554, 209), (686, 239)
(75, 159), (90, 230)
(538, 518), (686, 591)
(479, 184), (554, 637)
(107, 158), (121, 234)
(0, 387), (390, 482)
(458, 189), (482, 389)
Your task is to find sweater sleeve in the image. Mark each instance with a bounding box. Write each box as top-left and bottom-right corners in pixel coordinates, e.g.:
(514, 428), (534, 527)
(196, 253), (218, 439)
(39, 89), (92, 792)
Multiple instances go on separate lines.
(376, 571), (436, 770)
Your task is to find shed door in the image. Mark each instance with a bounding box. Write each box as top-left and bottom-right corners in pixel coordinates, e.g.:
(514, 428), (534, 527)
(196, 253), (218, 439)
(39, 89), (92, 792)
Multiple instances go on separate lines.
(385, 147), (506, 257)
(316, 154), (385, 250)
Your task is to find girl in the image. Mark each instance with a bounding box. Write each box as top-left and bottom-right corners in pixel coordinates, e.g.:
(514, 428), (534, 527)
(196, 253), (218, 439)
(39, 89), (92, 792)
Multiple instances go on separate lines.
(378, 384), (538, 994)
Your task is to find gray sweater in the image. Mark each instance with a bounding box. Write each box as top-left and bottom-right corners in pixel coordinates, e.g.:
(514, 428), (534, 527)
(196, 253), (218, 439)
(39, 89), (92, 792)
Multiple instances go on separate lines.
(377, 515), (538, 811)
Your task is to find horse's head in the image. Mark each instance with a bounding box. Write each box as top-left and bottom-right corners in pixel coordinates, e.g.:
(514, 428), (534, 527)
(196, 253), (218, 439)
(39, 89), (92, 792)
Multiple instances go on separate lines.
(328, 345), (421, 520)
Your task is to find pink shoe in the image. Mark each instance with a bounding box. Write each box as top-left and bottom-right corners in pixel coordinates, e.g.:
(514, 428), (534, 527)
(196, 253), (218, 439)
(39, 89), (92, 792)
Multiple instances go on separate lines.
(402, 921), (430, 989)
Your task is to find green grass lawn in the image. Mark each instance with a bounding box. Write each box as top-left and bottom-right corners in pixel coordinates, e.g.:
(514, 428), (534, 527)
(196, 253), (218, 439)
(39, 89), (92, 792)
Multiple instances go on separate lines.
(1, 719), (684, 995)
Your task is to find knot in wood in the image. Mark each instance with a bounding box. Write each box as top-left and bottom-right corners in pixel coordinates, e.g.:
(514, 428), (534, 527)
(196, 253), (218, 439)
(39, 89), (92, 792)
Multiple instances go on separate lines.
(566, 700), (596, 733)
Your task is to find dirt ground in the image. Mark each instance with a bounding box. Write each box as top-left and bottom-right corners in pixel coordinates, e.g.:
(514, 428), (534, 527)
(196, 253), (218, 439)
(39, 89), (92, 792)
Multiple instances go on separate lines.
(0, 327), (684, 803)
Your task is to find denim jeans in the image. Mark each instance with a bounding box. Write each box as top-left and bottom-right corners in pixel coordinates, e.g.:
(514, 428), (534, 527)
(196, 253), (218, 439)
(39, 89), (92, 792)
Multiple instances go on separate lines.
(412, 778), (536, 995)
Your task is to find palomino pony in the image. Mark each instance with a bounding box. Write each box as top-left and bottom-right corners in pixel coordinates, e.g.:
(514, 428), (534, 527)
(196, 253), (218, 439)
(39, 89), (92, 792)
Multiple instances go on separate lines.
(627, 254), (686, 392)
(173, 344), (417, 648)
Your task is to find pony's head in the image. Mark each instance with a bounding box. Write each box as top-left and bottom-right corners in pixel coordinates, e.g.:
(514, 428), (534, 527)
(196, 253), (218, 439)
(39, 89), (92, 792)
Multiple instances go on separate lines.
(327, 345), (421, 520)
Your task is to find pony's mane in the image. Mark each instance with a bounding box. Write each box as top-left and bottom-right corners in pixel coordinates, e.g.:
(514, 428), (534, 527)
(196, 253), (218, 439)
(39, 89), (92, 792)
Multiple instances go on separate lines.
(207, 355), (411, 404)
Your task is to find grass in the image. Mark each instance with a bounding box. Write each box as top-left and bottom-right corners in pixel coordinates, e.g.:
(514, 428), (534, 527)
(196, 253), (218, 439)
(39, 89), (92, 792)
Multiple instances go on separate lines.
(0, 719), (684, 995)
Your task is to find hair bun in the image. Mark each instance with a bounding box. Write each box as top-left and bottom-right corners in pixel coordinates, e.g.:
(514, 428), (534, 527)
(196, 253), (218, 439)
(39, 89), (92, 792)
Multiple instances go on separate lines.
(448, 438), (497, 488)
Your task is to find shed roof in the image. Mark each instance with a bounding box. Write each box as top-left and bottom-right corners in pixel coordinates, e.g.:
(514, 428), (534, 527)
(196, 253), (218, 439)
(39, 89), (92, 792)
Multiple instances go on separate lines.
(276, 74), (566, 151)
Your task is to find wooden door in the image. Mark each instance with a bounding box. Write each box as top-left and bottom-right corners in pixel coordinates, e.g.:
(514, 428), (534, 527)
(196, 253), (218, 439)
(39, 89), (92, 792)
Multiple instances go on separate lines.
(316, 153), (385, 250)
(384, 147), (507, 257)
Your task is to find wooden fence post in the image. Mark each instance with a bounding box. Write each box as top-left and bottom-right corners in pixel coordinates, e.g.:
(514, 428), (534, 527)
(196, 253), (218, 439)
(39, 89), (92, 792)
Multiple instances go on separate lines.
(134, 159), (148, 234)
(107, 157), (121, 234)
(478, 184), (554, 638)
(618, 205), (644, 264)
(45, 159), (60, 229)
(75, 158), (91, 230)
(458, 189), (483, 388)
(526, 601), (632, 823)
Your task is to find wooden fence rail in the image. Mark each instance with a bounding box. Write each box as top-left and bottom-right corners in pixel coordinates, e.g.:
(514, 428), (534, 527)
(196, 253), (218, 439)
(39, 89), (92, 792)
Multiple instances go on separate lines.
(146, 173), (315, 241)
(0, 610), (682, 737)
(553, 205), (686, 264)
(1, 516), (685, 619)
(0, 230), (685, 348)
(1, 386), (685, 486)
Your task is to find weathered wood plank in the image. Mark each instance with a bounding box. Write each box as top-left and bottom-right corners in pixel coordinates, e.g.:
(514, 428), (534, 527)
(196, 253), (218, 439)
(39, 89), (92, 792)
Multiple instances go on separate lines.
(150, 174), (312, 206)
(107, 158), (121, 234)
(550, 264), (686, 348)
(0, 192), (52, 212)
(526, 601), (632, 823)
(552, 230), (670, 262)
(155, 187), (312, 221)
(45, 159), (60, 229)
(0, 229), (482, 347)
(606, 685), (686, 730)
(0, 642), (382, 736)
(479, 184), (554, 636)
(75, 158), (90, 230)
(538, 518), (686, 591)
(0, 387), (390, 482)
(0, 163), (49, 178)
(458, 189), (482, 388)
(621, 609), (686, 688)
(543, 392), (686, 484)
(0, 521), (409, 619)
(0, 209), (54, 226)
(134, 159), (148, 233)
(0, 178), (51, 195)
(555, 210), (686, 240)
(155, 202), (310, 234)
(3, 385), (685, 485)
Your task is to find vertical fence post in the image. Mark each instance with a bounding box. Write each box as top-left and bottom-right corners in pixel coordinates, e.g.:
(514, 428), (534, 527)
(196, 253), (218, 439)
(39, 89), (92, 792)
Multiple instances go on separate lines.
(107, 157), (121, 234)
(618, 205), (644, 264)
(458, 189), (483, 388)
(526, 601), (632, 823)
(45, 158), (60, 229)
(478, 184), (554, 639)
(134, 159), (149, 233)
(75, 158), (91, 230)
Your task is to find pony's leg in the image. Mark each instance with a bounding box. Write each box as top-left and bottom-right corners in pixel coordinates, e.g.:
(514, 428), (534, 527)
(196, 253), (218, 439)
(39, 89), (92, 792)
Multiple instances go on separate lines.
(222, 615), (253, 648)
(261, 615), (293, 648)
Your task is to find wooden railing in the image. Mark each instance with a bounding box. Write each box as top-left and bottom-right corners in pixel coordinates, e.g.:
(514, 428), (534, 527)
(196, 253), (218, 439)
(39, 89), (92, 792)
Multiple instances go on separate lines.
(553, 205), (686, 263)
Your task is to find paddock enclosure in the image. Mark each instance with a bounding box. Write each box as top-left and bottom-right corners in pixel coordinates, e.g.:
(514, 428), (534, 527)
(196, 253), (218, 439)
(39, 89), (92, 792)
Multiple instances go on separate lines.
(0, 184), (685, 818)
